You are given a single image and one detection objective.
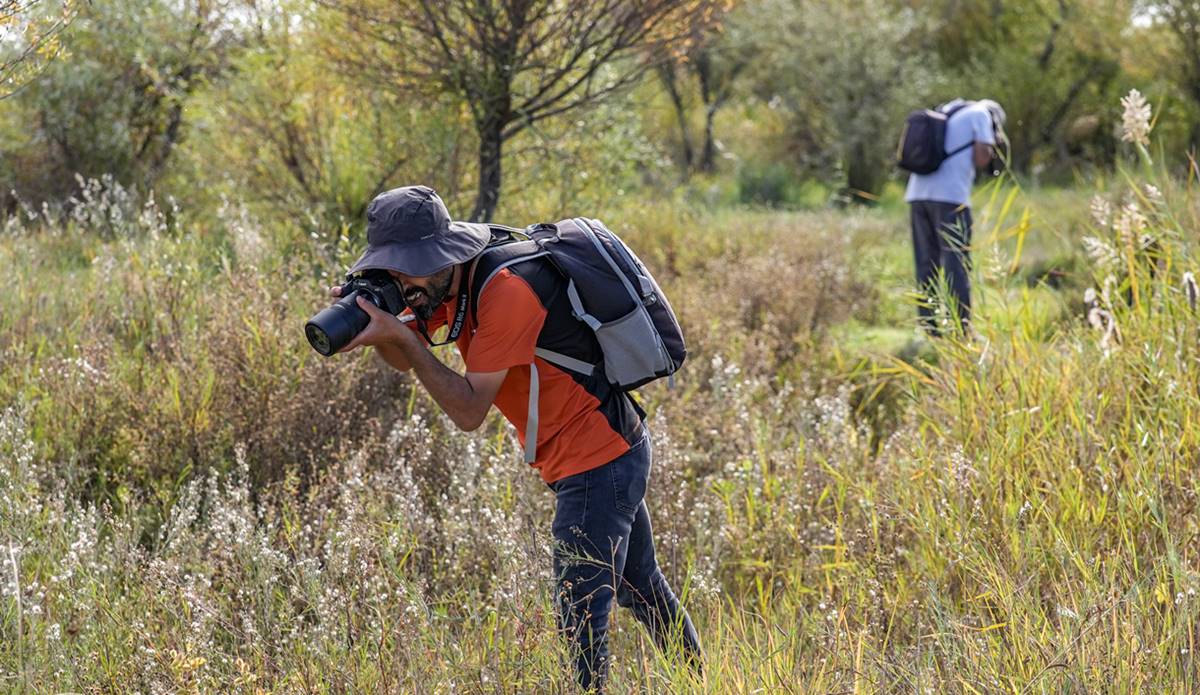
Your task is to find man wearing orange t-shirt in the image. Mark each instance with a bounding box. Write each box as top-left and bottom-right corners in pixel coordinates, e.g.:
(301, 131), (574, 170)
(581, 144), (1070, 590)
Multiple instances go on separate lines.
(328, 186), (700, 692)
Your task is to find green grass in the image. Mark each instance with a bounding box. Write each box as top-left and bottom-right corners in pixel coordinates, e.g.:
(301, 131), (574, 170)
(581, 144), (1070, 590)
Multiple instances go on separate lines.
(3, 167), (1200, 693)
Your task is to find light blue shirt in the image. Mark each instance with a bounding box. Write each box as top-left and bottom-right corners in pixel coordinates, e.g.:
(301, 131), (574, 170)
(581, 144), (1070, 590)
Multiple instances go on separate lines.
(905, 100), (996, 206)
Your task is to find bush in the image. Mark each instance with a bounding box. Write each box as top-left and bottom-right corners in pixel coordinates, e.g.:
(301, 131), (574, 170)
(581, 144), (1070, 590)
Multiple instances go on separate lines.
(735, 160), (803, 207)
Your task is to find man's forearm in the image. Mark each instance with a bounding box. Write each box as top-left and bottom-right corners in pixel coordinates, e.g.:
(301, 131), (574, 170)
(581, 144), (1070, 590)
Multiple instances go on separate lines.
(375, 342), (412, 372)
(398, 340), (489, 430)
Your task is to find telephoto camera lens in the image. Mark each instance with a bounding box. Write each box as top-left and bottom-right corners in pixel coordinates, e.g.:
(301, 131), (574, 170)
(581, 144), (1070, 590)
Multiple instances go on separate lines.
(305, 290), (372, 356)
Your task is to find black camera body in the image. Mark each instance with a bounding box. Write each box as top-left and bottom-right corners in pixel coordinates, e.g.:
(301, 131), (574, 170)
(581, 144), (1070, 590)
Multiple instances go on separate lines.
(305, 269), (406, 356)
(984, 125), (1010, 177)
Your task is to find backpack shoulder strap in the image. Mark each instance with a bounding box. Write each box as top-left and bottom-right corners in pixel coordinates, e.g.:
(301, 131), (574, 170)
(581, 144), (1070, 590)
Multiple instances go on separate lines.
(942, 101), (977, 158)
(945, 141), (974, 157)
(942, 100), (974, 119)
(465, 225), (553, 467)
(467, 234), (550, 325)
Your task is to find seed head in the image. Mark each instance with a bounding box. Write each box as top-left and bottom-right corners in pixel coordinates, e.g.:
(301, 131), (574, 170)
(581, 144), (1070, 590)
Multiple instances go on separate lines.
(1183, 271), (1198, 313)
(1090, 195), (1113, 228)
(1121, 89), (1152, 147)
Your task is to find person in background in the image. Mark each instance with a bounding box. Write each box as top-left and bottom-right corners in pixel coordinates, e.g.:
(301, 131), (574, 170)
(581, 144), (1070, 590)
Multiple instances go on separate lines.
(905, 98), (1007, 336)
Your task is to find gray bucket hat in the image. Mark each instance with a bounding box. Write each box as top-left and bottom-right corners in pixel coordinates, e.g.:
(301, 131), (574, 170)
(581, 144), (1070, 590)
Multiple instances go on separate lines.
(348, 186), (492, 277)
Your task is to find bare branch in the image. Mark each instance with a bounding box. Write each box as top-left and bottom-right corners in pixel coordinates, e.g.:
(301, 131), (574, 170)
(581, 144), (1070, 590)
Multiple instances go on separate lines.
(320, 0), (724, 219)
(0, 0), (80, 99)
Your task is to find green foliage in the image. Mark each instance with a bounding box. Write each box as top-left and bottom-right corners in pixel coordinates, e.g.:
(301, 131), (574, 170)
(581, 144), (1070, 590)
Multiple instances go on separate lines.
(737, 0), (936, 196)
(494, 91), (673, 222)
(0, 0), (78, 98)
(734, 158), (809, 207)
(930, 0), (1133, 180)
(316, 0), (722, 222)
(180, 8), (473, 236)
(3, 0), (1200, 219)
(1, 0), (243, 206)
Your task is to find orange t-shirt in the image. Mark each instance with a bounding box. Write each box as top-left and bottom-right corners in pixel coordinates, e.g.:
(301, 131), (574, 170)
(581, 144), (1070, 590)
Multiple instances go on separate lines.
(404, 268), (632, 483)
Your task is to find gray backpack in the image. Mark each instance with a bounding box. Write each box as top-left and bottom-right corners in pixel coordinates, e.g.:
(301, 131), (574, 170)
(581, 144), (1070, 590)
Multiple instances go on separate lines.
(469, 218), (686, 462)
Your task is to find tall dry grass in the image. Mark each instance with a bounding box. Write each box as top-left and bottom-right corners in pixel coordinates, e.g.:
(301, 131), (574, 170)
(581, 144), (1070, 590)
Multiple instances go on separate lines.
(4, 101), (1200, 692)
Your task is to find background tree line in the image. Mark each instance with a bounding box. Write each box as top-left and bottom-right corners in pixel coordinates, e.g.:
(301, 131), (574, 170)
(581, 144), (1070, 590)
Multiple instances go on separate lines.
(0, 0), (1193, 225)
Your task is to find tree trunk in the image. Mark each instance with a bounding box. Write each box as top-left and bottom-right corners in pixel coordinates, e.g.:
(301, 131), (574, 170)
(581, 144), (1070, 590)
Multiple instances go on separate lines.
(696, 51), (716, 173)
(845, 141), (882, 204)
(700, 106), (718, 173)
(471, 118), (504, 223)
(1186, 77), (1200, 153)
(657, 63), (694, 175)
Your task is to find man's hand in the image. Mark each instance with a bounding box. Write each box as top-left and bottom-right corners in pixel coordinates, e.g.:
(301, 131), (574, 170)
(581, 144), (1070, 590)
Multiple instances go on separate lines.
(973, 142), (993, 170)
(327, 284), (416, 370)
(338, 294), (415, 354)
(324, 284), (505, 431)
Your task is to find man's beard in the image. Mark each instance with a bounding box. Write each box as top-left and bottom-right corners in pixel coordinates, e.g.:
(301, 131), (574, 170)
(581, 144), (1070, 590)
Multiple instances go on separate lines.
(403, 267), (455, 321)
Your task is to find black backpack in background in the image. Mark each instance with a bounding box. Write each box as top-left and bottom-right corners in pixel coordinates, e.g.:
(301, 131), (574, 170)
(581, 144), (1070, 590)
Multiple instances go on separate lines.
(895, 101), (974, 174)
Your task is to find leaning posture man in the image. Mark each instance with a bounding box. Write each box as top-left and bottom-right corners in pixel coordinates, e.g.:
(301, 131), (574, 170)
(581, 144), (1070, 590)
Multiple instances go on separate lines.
(905, 98), (1006, 335)
(329, 185), (700, 691)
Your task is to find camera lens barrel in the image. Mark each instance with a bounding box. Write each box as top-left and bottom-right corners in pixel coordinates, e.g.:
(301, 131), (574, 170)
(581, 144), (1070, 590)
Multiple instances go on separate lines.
(304, 290), (372, 356)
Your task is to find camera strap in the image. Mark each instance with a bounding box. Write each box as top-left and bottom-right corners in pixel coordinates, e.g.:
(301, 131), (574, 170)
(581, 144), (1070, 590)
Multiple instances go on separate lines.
(414, 283), (470, 347)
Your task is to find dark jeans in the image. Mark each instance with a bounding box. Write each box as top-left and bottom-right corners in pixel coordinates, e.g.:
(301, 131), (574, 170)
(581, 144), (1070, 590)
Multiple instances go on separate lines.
(910, 200), (973, 335)
(550, 429), (701, 692)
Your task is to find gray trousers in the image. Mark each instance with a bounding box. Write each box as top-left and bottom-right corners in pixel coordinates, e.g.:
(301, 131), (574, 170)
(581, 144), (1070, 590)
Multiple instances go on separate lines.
(910, 200), (973, 335)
